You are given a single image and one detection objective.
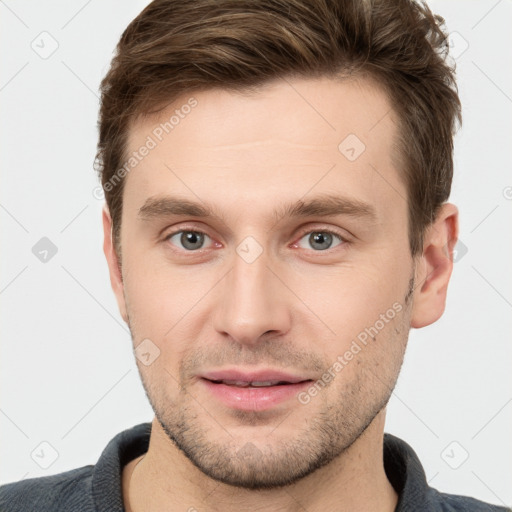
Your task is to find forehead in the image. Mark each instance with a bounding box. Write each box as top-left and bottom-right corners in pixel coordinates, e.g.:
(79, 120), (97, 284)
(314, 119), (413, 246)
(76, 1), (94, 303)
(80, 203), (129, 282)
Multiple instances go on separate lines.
(122, 75), (405, 224)
(128, 74), (396, 154)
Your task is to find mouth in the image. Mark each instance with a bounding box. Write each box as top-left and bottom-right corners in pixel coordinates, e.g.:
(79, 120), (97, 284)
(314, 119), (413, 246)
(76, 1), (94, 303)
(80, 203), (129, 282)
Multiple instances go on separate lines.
(206, 379), (303, 387)
(199, 369), (313, 411)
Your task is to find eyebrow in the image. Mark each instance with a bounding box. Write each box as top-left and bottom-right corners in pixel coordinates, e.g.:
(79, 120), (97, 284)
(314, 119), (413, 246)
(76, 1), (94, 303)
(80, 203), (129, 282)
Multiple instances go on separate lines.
(138, 193), (377, 224)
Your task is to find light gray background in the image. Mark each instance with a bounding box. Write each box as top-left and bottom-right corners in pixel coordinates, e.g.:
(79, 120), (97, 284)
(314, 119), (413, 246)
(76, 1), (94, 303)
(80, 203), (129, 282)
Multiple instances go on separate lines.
(1, 0), (511, 506)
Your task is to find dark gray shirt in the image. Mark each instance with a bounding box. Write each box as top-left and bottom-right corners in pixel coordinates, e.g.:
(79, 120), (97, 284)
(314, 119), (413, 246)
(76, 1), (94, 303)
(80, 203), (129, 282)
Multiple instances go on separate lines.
(0, 422), (509, 511)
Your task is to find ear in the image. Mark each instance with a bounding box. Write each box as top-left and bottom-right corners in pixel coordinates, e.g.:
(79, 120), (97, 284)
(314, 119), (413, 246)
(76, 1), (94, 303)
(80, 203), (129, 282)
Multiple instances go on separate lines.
(410, 203), (459, 328)
(102, 204), (128, 323)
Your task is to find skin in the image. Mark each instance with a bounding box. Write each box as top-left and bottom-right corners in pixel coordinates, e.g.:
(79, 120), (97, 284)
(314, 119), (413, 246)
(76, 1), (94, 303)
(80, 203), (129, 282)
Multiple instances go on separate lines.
(102, 75), (458, 511)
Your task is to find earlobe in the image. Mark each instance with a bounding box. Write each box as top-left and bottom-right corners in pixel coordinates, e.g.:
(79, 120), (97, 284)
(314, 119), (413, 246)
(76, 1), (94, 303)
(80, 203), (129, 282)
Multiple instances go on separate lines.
(102, 205), (128, 323)
(410, 203), (459, 329)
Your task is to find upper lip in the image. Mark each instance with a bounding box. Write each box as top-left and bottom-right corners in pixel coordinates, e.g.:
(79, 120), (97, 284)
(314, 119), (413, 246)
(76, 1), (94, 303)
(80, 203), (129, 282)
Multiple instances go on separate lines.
(200, 369), (312, 384)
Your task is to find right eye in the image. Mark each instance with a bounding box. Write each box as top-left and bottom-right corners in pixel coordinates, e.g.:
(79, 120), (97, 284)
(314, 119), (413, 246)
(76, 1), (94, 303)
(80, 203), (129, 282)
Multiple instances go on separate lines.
(164, 230), (214, 251)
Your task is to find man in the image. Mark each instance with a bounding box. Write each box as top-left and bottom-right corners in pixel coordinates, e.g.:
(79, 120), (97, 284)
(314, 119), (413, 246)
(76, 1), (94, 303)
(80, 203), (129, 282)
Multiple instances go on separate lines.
(1, 0), (509, 510)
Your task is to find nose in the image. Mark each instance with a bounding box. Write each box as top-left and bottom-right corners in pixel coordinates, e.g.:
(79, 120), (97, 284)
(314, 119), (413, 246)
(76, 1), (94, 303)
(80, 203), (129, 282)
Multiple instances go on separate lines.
(213, 242), (292, 346)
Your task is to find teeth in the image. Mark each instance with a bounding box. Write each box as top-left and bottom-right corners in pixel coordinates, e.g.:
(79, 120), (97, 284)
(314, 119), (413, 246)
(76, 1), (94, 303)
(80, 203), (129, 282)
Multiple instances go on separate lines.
(219, 380), (283, 387)
(222, 380), (251, 387)
(250, 381), (281, 387)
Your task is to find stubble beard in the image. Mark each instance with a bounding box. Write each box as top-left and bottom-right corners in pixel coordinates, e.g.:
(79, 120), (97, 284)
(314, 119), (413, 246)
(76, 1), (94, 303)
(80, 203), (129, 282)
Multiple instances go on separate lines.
(128, 276), (414, 489)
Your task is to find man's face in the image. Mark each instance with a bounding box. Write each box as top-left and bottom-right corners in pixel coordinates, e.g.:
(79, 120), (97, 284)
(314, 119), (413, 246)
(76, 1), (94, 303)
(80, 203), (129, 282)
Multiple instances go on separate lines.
(111, 76), (416, 488)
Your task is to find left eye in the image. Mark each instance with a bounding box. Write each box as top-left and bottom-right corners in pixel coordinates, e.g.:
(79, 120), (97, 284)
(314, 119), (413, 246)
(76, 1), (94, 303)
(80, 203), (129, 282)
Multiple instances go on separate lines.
(166, 230), (213, 251)
(296, 231), (344, 251)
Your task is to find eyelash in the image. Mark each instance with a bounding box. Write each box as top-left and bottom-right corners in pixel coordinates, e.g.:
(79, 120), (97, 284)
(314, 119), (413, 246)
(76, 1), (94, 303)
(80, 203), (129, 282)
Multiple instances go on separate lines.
(162, 226), (348, 254)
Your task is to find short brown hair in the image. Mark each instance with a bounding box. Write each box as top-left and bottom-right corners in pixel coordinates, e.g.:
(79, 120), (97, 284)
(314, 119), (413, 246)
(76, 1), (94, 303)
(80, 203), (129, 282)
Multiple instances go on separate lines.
(96, 0), (461, 258)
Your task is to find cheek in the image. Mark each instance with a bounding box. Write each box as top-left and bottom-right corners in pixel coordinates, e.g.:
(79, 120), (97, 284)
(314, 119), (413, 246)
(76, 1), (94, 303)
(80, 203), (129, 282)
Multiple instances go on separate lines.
(121, 250), (217, 352)
(324, 305), (410, 398)
(288, 257), (409, 348)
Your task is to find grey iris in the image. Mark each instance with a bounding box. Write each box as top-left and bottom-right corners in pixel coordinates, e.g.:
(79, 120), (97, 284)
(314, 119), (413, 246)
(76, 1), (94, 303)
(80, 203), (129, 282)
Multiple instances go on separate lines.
(181, 232), (204, 250)
(309, 232), (333, 251)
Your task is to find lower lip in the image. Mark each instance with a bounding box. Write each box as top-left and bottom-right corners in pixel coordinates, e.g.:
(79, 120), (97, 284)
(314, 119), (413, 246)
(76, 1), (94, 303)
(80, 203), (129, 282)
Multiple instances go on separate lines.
(200, 379), (311, 411)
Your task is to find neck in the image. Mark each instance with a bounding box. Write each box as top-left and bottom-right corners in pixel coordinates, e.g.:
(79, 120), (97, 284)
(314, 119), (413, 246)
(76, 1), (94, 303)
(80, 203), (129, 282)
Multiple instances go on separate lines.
(122, 411), (398, 512)
(123, 410), (397, 512)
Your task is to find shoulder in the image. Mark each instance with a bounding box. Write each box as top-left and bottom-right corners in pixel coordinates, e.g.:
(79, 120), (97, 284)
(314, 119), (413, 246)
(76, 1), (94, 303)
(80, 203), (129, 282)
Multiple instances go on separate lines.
(0, 465), (95, 512)
(431, 487), (511, 512)
(0, 422), (151, 512)
(383, 433), (510, 512)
